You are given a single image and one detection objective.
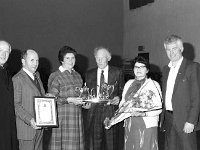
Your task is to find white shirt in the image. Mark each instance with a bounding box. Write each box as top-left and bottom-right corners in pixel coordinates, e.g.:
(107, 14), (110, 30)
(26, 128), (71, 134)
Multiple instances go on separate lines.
(97, 65), (108, 97)
(23, 68), (34, 80)
(165, 57), (183, 111)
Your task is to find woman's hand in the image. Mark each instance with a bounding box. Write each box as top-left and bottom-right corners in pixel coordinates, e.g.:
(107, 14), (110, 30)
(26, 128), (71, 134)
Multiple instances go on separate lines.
(104, 117), (112, 129)
(109, 96), (120, 105)
(132, 111), (146, 117)
(67, 97), (85, 105)
(82, 102), (91, 109)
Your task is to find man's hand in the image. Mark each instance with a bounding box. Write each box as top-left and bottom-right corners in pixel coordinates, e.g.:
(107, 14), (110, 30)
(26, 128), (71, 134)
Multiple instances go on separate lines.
(183, 122), (194, 133)
(45, 93), (55, 97)
(30, 118), (41, 130)
(110, 96), (120, 105)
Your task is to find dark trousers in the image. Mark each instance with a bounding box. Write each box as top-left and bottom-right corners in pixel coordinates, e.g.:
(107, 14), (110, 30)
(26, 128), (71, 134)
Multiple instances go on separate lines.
(164, 111), (197, 150)
(90, 105), (117, 150)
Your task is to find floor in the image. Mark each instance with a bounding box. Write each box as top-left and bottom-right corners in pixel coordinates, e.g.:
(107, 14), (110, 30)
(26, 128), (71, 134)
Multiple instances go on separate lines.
(43, 128), (200, 150)
(158, 130), (200, 150)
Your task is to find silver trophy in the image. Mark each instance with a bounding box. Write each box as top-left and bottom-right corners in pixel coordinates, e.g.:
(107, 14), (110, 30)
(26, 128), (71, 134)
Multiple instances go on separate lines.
(75, 82), (115, 103)
(98, 83), (115, 100)
(75, 83), (96, 100)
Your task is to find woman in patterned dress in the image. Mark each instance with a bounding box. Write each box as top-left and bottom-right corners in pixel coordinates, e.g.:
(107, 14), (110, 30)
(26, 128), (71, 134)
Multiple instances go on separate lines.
(119, 56), (162, 150)
(47, 46), (84, 150)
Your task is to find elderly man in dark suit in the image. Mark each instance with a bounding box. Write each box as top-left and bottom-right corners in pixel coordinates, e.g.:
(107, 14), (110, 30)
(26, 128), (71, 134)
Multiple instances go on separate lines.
(13, 49), (45, 150)
(0, 41), (19, 150)
(83, 46), (124, 150)
(160, 35), (200, 150)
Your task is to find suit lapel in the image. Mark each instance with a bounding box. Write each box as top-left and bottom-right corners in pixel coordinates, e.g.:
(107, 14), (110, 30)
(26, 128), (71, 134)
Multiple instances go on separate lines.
(87, 68), (98, 96)
(172, 58), (187, 94)
(162, 66), (170, 104)
(88, 68), (98, 88)
(108, 66), (115, 85)
(93, 68), (98, 87)
(20, 70), (42, 95)
(35, 72), (45, 95)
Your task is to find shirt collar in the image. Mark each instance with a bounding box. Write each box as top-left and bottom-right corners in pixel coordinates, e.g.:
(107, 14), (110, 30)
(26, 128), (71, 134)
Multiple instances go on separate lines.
(59, 65), (74, 73)
(168, 57), (183, 68)
(23, 68), (34, 80)
(98, 65), (109, 73)
(0, 65), (4, 69)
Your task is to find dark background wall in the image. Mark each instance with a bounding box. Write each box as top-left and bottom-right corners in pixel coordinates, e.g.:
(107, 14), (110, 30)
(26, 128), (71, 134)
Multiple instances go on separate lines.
(0, 0), (123, 77)
(123, 0), (200, 70)
(2, 0), (200, 83)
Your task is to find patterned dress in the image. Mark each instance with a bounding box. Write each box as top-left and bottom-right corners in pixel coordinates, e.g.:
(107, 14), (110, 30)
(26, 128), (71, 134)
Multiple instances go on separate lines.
(47, 69), (84, 150)
(123, 79), (159, 150)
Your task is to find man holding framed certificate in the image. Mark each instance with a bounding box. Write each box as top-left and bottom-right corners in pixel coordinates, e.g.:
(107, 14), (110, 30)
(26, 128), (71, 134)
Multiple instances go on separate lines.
(13, 49), (45, 150)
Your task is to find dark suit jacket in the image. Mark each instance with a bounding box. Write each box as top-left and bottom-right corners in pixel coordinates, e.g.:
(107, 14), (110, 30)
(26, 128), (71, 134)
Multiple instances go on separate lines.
(0, 67), (19, 150)
(85, 66), (124, 120)
(85, 66), (124, 105)
(161, 58), (200, 131)
(12, 69), (45, 140)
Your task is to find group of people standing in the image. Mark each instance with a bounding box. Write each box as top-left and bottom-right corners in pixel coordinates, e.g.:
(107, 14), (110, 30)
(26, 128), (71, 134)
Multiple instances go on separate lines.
(0, 34), (200, 150)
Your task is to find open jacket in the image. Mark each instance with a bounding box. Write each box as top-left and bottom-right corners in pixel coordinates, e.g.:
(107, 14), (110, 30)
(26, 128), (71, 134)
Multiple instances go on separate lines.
(161, 58), (200, 131)
(12, 69), (45, 140)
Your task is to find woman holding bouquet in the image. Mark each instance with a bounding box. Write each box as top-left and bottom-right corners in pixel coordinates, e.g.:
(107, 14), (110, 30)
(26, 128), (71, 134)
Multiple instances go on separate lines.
(105, 56), (162, 150)
(121, 56), (162, 150)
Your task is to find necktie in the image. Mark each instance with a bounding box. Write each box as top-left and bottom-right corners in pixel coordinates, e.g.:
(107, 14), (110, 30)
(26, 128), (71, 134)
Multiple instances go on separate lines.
(34, 73), (41, 93)
(34, 73), (39, 86)
(99, 70), (105, 95)
(100, 70), (105, 86)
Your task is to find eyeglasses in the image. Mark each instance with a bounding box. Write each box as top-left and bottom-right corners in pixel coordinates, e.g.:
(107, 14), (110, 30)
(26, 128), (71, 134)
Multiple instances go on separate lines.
(134, 65), (146, 69)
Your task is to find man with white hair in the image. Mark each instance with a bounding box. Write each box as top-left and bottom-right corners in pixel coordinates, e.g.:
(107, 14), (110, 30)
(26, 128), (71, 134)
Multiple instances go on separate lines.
(0, 40), (19, 150)
(84, 46), (124, 150)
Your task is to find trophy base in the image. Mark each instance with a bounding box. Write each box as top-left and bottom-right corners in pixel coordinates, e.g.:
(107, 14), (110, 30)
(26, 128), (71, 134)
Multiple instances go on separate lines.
(83, 98), (110, 103)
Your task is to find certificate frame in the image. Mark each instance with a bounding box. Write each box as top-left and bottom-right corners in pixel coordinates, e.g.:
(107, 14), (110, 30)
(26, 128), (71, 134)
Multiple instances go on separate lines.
(34, 96), (58, 127)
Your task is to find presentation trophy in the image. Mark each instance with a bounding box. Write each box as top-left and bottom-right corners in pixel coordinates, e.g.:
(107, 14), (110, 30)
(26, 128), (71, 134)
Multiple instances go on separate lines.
(75, 82), (115, 104)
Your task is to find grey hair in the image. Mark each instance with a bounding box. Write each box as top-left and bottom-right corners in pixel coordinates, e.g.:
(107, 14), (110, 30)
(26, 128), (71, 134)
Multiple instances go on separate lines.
(0, 40), (12, 53)
(93, 46), (111, 61)
(164, 34), (183, 50)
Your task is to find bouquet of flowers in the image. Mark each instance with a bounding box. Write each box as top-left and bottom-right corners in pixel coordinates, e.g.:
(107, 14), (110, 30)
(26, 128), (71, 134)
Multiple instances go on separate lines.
(104, 79), (162, 129)
(119, 89), (157, 112)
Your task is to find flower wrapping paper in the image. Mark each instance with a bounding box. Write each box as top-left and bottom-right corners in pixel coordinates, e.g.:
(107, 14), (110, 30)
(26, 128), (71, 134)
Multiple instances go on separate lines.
(105, 78), (162, 129)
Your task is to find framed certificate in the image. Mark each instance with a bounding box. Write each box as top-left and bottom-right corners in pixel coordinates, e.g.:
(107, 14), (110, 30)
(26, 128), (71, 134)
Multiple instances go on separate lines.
(34, 96), (58, 127)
